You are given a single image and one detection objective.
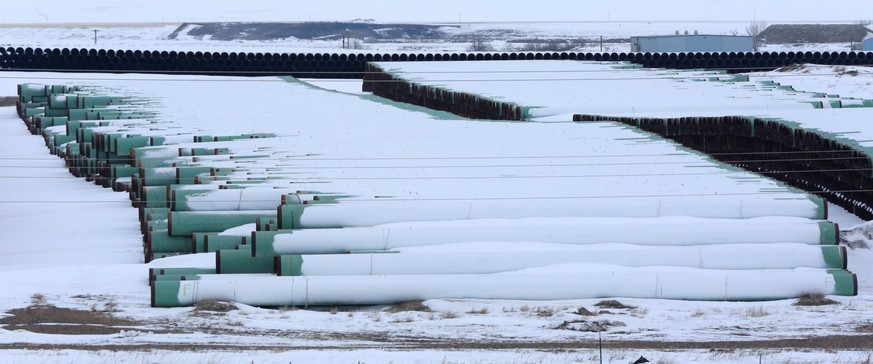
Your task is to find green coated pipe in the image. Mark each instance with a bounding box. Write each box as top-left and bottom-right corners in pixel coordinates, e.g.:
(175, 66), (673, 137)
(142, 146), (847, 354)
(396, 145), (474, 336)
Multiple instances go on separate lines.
(145, 220), (167, 235)
(274, 255), (304, 276)
(205, 235), (247, 252)
(150, 268), (214, 276)
(277, 204), (308, 230)
(169, 187), (215, 211)
(216, 249), (274, 274)
(176, 166), (212, 185)
(138, 167), (178, 186)
(167, 210), (276, 237)
(822, 246), (848, 269)
(149, 267), (215, 285)
(36, 116), (67, 130)
(151, 252), (183, 260)
(150, 274), (202, 287)
(51, 134), (75, 147)
(256, 218), (274, 231)
(148, 229), (194, 253)
(141, 186), (169, 208)
(24, 106), (45, 118)
(181, 147), (232, 157)
(111, 165), (138, 179)
(43, 107), (70, 117)
(139, 207), (169, 223)
(151, 280), (182, 307)
(251, 230), (288, 256)
(18, 84), (77, 100)
(76, 127), (93, 143)
(830, 270), (858, 296)
(114, 136), (150, 156)
(819, 221), (838, 245)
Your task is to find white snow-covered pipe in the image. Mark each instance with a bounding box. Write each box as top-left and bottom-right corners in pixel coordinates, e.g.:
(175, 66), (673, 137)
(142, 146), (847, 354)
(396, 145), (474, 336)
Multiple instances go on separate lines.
(276, 195), (827, 229)
(274, 243), (846, 276)
(258, 216), (836, 256)
(152, 266), (857, 307)
(172, 187), (317, 211)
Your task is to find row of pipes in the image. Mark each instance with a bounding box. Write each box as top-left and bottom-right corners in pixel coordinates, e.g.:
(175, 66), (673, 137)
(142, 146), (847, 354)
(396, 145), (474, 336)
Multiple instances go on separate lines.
(575, 114), (873, 220)
(13, 82), (859, 308)
(3, 47), (872, 77)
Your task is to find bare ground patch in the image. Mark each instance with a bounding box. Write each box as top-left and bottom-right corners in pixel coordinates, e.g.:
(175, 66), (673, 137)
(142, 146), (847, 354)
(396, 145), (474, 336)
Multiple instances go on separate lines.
(3, 334), (873, 352)
(0, 96), (17, 107)
(0, 304), (143, 335)
(1, 295), (175, 335)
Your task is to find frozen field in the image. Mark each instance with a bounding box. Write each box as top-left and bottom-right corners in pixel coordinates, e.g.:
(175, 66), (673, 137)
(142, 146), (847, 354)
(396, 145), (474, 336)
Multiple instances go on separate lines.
(2, 2), (873, 362)
(1, 65), (873, 363)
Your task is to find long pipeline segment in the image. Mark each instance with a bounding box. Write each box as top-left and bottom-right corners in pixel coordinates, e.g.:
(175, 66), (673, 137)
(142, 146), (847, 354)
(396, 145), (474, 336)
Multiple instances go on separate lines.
(274, 243), (847, 276)
(274, 196), (827, 230)
(254, 216), (837, 256)
(152, 267), (857, 307)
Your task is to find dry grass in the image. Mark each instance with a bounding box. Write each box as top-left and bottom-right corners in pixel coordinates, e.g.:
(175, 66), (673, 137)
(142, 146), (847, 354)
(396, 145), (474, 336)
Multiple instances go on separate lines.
(193, 300), (238, 313)
(534, 306), (556, 317)
(368, 311), (382, 322)
(386, 300), (431, 313)
(745, 306), (769, 318)
(595, 300), (636, 309)
(630, 307), (649, 317)
(793, 294), (839, 307)
(466, 307), (489, 315)
(855, 323), (873, 333)
(390, 315), (415, 323)
(0, 96), (18, 107)
(30, 293), (47, 306)
(439, 311), (459, 320)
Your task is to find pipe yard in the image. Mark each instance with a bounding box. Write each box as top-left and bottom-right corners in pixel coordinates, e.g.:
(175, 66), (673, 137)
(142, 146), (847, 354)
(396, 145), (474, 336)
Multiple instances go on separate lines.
(6, 56), (870, 309)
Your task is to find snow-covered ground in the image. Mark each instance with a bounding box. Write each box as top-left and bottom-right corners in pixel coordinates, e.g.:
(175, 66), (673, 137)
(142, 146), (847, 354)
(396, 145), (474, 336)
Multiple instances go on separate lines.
(2, 66), (873, 363)
(0, 21), (863, 55)
(2, 3), (873, 362)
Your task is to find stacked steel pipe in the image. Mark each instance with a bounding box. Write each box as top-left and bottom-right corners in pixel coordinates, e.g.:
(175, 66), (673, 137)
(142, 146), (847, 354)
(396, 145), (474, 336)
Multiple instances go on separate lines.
(2, 47), (872, 77)
(12, 82), (859, 309)
(574, 114), (873, 220)
(362, 63), (529, 120)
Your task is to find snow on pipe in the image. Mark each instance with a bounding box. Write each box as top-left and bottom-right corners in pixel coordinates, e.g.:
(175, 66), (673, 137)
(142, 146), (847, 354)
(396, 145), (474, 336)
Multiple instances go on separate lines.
(167, 210), (276, 237)
(576, 113), (873, 220)
(149, 268), (215, 286)
(257, 216), (837, 256)
(170, 187), (318, 211)
(275, 195), (827, 230)
(273, 244), (847, 276)
(151, 267), (857, 307)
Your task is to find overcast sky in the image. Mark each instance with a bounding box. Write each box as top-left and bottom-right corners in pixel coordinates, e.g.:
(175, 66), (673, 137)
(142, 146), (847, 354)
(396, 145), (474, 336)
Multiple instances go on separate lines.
(3, 0), (869, 24)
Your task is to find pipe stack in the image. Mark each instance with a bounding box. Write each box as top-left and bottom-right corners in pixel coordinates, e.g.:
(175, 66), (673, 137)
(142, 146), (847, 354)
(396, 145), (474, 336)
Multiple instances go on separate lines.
(2, 47), (872, 78)
(575, 114), (873, 220)
(10, 79), (859, 309)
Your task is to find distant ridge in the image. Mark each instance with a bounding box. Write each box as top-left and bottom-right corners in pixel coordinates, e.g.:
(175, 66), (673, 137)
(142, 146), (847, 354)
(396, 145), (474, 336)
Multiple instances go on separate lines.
(168, 22), (452, 41)
(758, 24), (872, 44)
